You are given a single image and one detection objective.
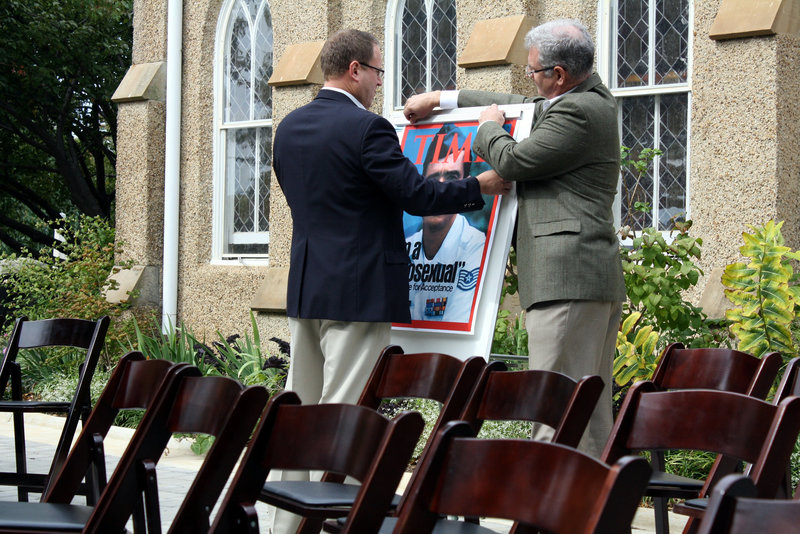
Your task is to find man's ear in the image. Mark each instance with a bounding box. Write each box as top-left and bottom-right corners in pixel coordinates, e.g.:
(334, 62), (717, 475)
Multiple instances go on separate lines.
(348, 60), (360, 80)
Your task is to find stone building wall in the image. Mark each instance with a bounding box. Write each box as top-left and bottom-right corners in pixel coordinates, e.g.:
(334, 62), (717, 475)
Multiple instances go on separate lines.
(114, 0), (800, 345)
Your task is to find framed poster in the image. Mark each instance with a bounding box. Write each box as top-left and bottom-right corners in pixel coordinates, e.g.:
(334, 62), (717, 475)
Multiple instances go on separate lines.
(390, 103), (535, 359)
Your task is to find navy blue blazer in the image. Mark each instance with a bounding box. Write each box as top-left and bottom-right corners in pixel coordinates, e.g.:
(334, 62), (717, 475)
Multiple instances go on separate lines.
(273, 89), (484, 323)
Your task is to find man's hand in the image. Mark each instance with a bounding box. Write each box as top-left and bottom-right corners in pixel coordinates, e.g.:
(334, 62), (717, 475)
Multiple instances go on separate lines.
(403, 91), (441, 123)
(479, 104), (505, 126)
(476, 169), (512, 196)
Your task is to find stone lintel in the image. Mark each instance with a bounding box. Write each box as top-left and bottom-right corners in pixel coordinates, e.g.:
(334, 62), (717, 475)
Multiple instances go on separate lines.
(250, 267), (289, 312)
(269, 41), (325, 87)
(710, 0), (799, 40)
(112, 62), (166, 103)
(459, 15), (535, 68)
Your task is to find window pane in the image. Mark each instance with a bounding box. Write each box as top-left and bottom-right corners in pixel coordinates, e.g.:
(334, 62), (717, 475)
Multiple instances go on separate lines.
(430, 0), (457, 92)
(226, 4), (252, 122)
(229, 128), (257, 233)
(253, 5), (273, 120)
(617, 0), (649, 88)
(620, 95), (655, 229)
(400, 0), (428, 104)
(258, 127), (272, 233)
(223, 126), (269, 255)
(657, 93), (687, 229)
(655, 0), (688, 85)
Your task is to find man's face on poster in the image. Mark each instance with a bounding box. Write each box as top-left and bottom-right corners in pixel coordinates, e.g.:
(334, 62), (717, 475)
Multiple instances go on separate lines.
(423, 150), (466, 231)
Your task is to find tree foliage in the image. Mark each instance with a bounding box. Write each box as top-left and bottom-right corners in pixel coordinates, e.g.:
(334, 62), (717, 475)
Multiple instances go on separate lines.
(0, 0), (133, 253)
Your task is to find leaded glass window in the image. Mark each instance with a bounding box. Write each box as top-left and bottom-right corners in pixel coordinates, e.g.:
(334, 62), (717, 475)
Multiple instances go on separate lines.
(610, 0), (690, 231)
(215, 0), (273, 258)
(391, 0), (457, 109)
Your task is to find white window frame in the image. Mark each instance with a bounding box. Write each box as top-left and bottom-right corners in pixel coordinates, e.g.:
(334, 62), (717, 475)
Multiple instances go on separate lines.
(212, 0), (273, 264)
(597, 0), (693, 238)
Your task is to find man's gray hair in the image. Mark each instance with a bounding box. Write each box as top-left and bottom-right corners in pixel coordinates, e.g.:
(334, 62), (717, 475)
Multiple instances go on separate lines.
(524, 19), (594, 78)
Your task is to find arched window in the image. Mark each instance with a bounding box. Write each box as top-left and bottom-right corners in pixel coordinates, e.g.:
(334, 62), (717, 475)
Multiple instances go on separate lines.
(601, 0), (691, 231)
(385, 0), (457, 113)
(213, 0), (273, 260)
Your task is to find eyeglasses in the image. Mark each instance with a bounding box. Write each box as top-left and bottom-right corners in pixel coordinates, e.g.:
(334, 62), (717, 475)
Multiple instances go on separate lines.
(425, 170), (464, 182)
(359, 62), (385, 78)
(525, 65), (556, 78)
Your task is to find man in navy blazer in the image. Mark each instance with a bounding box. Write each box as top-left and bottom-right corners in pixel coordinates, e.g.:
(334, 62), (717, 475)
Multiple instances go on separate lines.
(271, 28), (509, 533)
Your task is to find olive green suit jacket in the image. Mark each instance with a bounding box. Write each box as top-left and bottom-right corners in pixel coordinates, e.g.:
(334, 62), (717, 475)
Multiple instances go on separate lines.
(460, 73), (626, 310)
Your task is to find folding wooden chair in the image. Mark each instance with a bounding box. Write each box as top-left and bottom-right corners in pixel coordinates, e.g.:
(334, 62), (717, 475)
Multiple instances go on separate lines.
(0, 360), (268, 533)
(641, 343), (782, 534)
(0, 316), (110, 501)
(291, 345), (485, 534)
(602, 381), (800, 534)
(209, 390), (424, 534)
(377, 421), (651, 534)
(694, 474), (800, 534)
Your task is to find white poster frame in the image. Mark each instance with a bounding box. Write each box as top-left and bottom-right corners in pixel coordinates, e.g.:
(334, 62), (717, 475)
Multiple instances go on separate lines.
(389, 103), (535, 359)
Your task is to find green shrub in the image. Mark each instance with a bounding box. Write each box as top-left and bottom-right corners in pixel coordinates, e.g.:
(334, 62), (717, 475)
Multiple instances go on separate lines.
(0, 214), (140, 366)
(492, 248), (528, 356)
(126, 314), (289, 392)
(723, 220), (800, 359)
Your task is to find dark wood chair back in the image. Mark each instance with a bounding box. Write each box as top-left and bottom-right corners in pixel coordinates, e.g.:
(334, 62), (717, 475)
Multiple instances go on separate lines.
(209, 391), (424, 534)
(695, 474), (800, 534)
(391, 421), (651, 534)
(652, 343), (781, 398)
(0, 316), (110, 500)
(358, 345), (485, 422)
(461, 361), (603, 447)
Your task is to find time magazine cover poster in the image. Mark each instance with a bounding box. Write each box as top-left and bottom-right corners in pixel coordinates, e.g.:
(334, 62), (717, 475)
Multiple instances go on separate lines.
(392, 119), (515, 334)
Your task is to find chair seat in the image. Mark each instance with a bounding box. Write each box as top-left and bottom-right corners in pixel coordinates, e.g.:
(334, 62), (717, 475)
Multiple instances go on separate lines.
(0, 502), (93, 531)
(0, 400), (71, 413)
(672, 497), (709, 519)
(649, 470), (705, 490)
(262, 481), (401, 508)
(646, 470), (705, 498)
(330, 516), (499, 534)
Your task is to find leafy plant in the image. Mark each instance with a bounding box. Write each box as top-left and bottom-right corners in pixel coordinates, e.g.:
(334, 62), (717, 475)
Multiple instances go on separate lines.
(127, 315), (289, 392)
(722, 220), (800, 359)
(619, 223), (717, 349)
(492, 247), (528, 356)
(613, 311), (659, 391)
(619, 145), (663, 230)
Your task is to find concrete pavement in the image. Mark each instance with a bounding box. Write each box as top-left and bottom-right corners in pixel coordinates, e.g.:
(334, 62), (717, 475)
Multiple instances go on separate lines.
(0, 413), (687, 533)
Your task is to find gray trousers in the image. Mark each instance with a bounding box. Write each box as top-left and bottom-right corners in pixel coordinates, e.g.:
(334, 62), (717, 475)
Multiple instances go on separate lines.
(526, 299), (622, 457)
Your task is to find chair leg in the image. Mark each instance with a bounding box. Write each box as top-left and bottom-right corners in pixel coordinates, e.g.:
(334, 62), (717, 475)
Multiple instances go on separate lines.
(11, 369), (29, 502)
(681, 516), (699, 534)
(297, 517), (324, 534)
(653, 496), (670, 534)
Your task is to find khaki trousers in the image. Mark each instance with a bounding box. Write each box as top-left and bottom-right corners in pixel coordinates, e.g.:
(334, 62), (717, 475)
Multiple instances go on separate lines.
(526, 299), (622, 457)
(269, 318), (390, 534)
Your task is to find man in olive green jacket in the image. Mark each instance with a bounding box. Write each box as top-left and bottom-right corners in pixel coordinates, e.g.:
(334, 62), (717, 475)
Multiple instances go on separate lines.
(404, 19), (624, 456)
